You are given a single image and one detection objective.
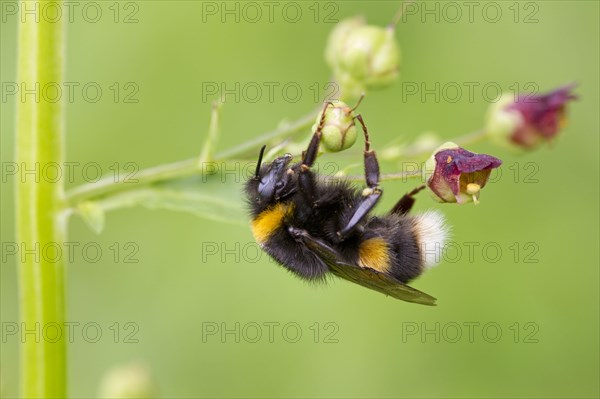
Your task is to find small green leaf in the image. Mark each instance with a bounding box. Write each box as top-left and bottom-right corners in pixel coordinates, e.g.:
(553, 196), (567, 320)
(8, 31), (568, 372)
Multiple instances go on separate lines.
(136, 175), (246, 225)
(78, 174), (247, 228)
(77, 201), (106, 234)
(199, 102), (223, 164)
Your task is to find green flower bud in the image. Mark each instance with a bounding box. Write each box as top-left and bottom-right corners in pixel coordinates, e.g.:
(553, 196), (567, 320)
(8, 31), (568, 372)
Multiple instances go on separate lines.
(362, 27), (401, 88)
(98, 362), (158, 399)
(325, 16), (365, 68)
(312, 101), (358, 152)
(485, 94), (524, 147)
(326, 18), (401, 98)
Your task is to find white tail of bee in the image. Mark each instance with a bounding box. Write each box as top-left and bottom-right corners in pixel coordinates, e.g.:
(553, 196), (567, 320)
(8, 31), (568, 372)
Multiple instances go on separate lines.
(412, 210), (450, 269)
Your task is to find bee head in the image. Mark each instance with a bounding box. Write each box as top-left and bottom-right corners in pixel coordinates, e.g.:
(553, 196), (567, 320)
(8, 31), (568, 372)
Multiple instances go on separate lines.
(249, 146), (297, 205)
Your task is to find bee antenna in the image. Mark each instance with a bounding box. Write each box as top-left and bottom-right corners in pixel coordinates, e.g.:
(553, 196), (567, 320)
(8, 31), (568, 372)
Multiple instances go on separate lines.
(255, 145), (267, 178)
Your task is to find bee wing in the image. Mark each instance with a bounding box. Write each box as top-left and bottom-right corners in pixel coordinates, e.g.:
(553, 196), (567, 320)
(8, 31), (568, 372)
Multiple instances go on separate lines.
(291, 227), (437, 306)
(326, 260), (437, 306)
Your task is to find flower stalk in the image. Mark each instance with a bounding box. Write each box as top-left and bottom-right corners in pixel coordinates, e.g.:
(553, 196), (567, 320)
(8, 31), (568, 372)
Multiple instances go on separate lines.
(65, 111), (317, 206)
(65, 126), (493, 210)
(16, 1), (67, 396)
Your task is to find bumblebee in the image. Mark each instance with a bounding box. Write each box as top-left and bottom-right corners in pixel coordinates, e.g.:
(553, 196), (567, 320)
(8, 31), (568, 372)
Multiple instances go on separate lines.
(245, 105), (448, 305)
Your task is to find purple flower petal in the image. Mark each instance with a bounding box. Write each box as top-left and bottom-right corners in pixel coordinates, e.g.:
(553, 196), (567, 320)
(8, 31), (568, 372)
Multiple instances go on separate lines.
(508, 83), (578, 146)
(428, 147), (503, 203)
(435, 148), (502, 174)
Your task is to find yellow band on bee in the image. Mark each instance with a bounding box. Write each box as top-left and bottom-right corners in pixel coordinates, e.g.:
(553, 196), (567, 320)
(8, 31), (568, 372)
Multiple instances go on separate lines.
(358, 237), (391, 273)
(251, 203), (294, 244)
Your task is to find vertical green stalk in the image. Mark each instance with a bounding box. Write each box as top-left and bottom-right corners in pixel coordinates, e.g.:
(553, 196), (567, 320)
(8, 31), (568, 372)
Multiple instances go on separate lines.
(16, 0), (66, 397)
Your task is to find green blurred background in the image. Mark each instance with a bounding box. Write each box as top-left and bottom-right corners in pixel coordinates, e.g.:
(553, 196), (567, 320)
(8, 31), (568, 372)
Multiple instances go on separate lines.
(1, 1), (598, 397)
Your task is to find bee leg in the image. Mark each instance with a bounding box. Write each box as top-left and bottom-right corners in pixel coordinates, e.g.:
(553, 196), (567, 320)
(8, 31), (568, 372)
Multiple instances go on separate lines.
(354, 114), (380, 189)
(337, 115), (383, 240)
(297, 101), (334, 208)
(302, 101), (334, 168)
(338, 190), (382, 240)
(390, 185), (427, 215)
(288, 226), (341, 264)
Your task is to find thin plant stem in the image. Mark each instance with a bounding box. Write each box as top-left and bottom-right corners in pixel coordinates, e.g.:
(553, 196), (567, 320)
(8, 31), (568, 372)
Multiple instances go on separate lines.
(65, 127), (488, 207)
(214, 111), (316, 159)
(66, 157), (200, 205)
(454, 129), (488, 146)
(65, 111), (316, 205)
(391, 0), (416, 27)
(339, 169), (423, 183)
(16, 0), (67, 396)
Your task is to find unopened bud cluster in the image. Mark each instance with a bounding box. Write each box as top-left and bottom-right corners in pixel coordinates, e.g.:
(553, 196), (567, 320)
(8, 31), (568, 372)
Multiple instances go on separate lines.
(325, 17), (401, 100)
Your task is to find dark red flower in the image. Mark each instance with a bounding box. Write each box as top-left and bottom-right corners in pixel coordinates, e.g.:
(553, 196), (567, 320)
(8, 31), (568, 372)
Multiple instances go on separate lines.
(425, 143), (503, 204)
(487, 84), (578, 149)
